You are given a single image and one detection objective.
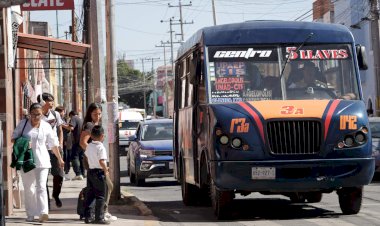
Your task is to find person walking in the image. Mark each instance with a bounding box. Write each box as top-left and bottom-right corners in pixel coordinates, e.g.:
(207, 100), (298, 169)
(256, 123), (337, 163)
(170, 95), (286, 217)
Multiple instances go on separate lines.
(69, 110), (85, 180)
(55, 106), (72, 181)
(12, 103), (64, 222)
(80, 103), (117, 221)
(37, 93), (64, 208)
(84, 125), (110, 224)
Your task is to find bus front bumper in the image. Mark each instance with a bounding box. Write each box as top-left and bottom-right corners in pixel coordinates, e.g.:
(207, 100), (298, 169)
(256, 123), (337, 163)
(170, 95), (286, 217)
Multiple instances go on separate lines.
(211, 158), (375, 192)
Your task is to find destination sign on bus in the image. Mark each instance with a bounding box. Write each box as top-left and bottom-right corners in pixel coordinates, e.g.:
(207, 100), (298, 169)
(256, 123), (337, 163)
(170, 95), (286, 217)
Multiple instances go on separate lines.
(285, 46), (351, 60)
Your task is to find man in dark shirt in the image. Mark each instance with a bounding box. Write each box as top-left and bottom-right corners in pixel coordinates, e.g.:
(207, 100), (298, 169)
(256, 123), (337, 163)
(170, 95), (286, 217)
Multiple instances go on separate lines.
(69, 111), (85, 180)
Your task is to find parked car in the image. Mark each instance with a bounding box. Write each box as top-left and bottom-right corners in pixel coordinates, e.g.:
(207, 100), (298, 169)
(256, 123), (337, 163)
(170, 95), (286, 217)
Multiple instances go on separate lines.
(369, 117), (380, 174)
(119, 110), (143, 155)
(127, 118), (174, 185)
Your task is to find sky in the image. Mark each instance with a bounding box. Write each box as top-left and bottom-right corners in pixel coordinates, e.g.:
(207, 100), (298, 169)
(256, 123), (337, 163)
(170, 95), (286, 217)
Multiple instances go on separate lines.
(28, 0), (315, 72)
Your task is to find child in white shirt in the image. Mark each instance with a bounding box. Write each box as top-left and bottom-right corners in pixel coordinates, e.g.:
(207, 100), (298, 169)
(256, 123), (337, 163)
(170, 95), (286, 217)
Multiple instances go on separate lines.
(83, 125), (110, 225)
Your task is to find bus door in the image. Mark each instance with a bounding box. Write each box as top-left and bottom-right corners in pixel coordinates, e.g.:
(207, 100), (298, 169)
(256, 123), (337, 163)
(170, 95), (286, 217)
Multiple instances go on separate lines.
(178, 55), (196, 184)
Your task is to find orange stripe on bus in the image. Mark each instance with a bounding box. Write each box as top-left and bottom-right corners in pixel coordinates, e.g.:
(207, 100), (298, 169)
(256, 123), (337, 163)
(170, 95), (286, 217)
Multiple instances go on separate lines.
(247, 100), (330, 119)
(238, 102), (265, 144)
(324, 100), (341, 139)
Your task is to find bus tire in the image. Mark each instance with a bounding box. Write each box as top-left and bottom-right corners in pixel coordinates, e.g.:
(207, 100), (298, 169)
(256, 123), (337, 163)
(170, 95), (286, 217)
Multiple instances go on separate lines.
(305, 192), (323, 203)
(181, 158), (199, 206)
(338, 187), (362, 215)
(199, 156), (211, 206)
(210, 180), (233, 220)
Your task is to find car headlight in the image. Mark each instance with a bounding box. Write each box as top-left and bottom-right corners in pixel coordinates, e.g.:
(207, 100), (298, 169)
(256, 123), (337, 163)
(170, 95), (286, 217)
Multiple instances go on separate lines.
(139, 149), (155, 158)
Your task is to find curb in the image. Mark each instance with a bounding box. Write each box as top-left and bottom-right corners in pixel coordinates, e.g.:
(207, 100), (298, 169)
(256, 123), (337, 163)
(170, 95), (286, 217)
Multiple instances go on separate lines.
(120, 190), (153, 216)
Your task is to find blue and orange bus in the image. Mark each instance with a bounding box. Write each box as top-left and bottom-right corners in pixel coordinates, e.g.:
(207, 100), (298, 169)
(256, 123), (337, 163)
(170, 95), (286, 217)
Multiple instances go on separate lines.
(173, 21), (375, 219)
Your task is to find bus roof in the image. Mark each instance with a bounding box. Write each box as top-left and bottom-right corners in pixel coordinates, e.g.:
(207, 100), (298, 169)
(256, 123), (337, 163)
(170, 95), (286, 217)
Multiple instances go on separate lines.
(177, 20), (354, 59)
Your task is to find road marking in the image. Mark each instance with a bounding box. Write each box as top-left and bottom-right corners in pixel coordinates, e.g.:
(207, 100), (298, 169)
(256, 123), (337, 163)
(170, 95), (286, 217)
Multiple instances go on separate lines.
(305, 218), (357, 226)
(240, 221), (283, 226)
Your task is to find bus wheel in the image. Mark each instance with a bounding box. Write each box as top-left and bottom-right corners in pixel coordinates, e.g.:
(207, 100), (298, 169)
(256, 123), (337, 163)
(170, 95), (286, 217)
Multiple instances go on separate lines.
(338, 187), (362, 215)
(305, 192), (322, 203)
(199, 157), (211, 206)
(210, 180), (233, 220)
(181, 158), (199, 206)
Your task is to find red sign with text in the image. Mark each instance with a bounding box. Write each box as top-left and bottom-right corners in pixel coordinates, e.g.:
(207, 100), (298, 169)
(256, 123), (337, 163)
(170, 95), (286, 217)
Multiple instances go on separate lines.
(21, 0), (74, 11)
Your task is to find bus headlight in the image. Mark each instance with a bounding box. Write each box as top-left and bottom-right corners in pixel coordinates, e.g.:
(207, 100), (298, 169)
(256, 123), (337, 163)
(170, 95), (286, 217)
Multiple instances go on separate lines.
(231, 137), (242, 148)
(354, 131), (366, 144)
(344, 136), (354, 147)
(219, 135), (229, 145)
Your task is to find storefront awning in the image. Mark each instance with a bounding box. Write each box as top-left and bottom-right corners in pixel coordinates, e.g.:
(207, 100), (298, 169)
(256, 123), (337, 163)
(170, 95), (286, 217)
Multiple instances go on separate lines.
(17, 32), (90, 58)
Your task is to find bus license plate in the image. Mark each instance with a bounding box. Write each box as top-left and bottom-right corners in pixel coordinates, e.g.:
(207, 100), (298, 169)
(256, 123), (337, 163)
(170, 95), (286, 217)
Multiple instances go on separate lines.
(251, 167), (275, 180)
(169, 162), (174, 169)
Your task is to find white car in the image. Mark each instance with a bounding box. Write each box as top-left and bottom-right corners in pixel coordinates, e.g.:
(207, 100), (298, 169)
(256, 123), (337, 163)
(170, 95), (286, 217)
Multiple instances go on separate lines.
(119, 110), (143, 155)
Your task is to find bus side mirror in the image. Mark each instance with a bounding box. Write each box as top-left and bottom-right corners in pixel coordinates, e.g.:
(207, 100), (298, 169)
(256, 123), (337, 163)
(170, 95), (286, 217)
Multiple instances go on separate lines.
(356, 45), (368, 70)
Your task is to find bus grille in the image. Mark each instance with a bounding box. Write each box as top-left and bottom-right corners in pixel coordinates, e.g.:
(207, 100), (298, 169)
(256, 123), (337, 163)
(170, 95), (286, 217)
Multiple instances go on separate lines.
(267, 120), (322, 155)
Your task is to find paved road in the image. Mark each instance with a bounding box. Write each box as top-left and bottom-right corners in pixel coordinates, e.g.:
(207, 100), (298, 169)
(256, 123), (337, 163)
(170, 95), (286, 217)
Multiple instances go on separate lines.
(120, 156), (380, 226)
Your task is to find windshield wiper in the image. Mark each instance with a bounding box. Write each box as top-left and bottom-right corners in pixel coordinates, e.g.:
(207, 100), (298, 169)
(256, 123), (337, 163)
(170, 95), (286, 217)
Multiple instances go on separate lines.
(279, 32), (314, 80)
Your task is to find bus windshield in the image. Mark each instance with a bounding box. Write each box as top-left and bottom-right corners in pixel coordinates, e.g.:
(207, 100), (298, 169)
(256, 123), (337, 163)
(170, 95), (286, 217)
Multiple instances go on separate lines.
(207, 44), (359, 103)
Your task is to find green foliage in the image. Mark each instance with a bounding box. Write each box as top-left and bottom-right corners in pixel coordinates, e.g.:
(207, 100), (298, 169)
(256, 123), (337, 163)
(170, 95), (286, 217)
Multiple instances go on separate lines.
(117, 60), (151, 109)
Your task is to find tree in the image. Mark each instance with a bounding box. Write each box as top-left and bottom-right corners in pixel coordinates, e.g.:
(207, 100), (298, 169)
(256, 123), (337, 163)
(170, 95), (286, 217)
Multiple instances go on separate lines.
(117, 60), (153, 109)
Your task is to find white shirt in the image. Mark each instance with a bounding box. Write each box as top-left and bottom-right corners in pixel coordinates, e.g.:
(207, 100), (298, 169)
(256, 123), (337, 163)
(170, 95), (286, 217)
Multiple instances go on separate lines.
(85, 141), (107, 169)
(41, 110), (63, 149)
(41, 110), (63, 135)
(12, 119), (60, 168)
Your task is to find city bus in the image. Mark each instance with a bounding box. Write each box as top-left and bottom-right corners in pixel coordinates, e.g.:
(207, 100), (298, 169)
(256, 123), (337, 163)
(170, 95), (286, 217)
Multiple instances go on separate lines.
(173, 20), (375, 219)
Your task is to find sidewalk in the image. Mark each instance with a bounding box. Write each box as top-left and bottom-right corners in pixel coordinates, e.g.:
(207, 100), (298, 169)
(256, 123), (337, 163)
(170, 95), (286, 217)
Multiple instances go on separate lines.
(6, 173), (159, 226)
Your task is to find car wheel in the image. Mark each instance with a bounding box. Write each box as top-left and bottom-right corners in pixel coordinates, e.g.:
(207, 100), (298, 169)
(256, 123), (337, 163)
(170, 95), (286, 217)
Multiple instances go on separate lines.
(338, 187), (362, 215)
(135, 173), (145, 186)
(129, 159), (136, 184)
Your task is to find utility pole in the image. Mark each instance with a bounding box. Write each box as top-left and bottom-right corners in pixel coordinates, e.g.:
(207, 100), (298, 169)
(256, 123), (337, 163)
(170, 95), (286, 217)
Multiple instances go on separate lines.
(56, 10), (62, 104)
(168, 0), (193, 41)
(141, 58), (147, 118)
(211, 0), (217, 25)
(146, 57), (160, 117)
(83, 0), (105, 106)
(72, 10), (78, 112)
(155, 41), (170, 117)
(106, 0), (120, 201)
(371, 0), (380, 115)
(161, 18), (183, 73)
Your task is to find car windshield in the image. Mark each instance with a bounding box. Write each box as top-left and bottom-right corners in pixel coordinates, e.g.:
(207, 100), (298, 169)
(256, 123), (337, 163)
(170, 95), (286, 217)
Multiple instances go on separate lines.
(370, 121), (380, 138)
(207, 44), (359, 102)
(141, 123), (173, 141)
(120, 121), (139, 130)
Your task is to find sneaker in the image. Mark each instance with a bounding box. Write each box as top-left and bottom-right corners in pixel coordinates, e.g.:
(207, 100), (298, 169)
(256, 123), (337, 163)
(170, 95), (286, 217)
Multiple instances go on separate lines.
(72, 175), (84, 180)
(26, 216), (34, 222)
(64, 174), (71, 181)
(93, 219), (110, 225)
(39, 213), (48, 223)
(104, 212), (117, 221)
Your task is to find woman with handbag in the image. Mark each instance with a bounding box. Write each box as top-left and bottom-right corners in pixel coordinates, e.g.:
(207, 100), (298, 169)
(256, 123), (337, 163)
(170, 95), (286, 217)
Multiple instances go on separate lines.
(11, 103), (64, 223)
